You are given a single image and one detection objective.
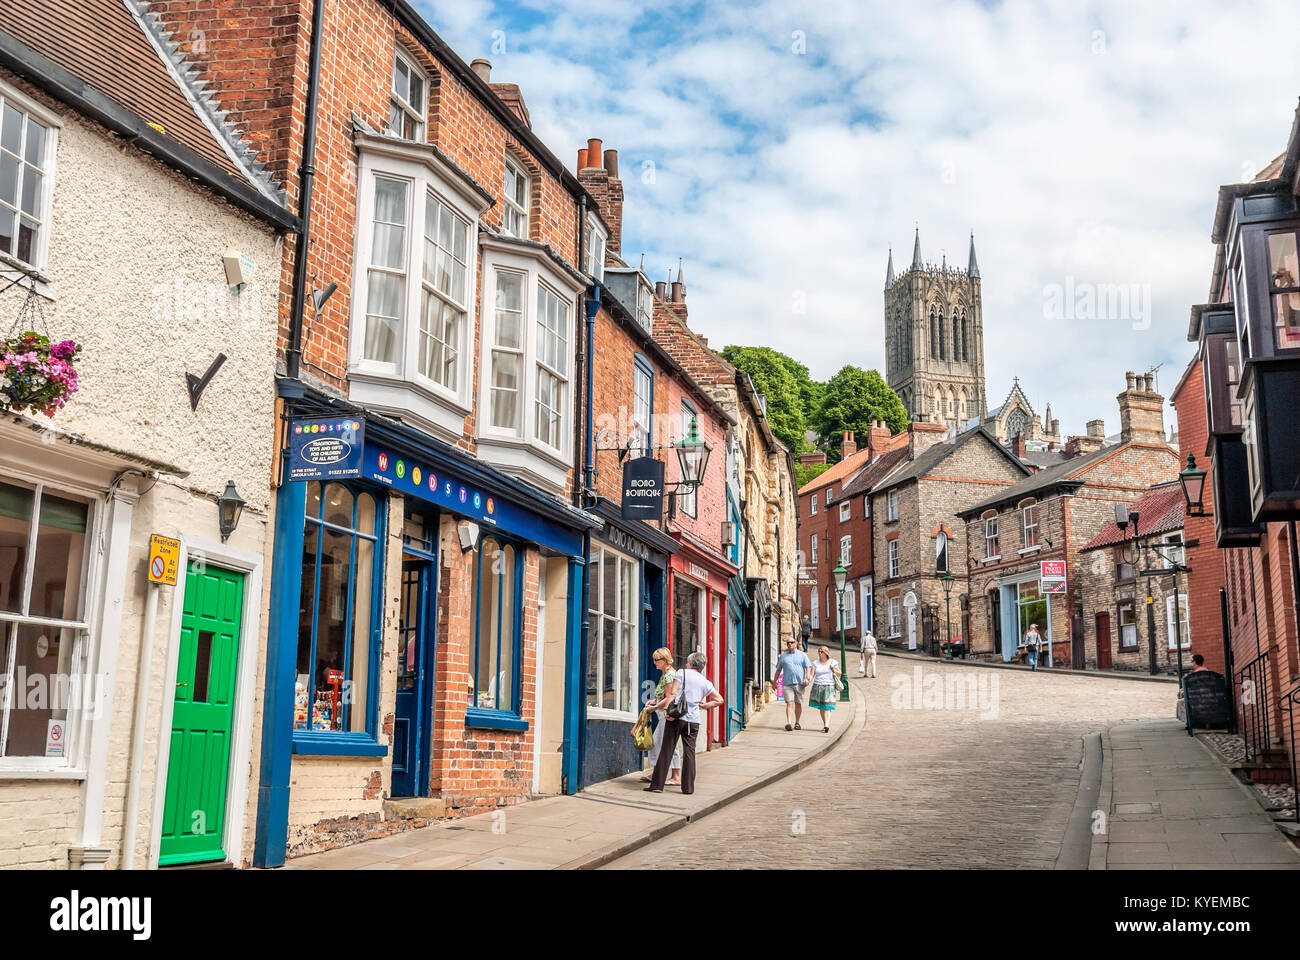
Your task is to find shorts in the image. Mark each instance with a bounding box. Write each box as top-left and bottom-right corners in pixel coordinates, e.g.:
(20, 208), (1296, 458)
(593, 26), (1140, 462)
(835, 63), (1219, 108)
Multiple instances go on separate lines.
(782, 682), (805, 704)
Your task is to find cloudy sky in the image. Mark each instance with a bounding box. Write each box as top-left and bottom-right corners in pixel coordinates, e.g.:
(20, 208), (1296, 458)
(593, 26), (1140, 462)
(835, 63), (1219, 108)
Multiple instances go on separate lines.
(417, 0), (1299, 438)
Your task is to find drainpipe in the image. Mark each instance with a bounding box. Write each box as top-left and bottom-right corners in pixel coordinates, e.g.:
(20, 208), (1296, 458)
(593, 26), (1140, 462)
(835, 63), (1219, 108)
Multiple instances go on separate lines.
(122, 582), (160, 870)
(285, 0), (328, 380)
(572, 282), (599, 790)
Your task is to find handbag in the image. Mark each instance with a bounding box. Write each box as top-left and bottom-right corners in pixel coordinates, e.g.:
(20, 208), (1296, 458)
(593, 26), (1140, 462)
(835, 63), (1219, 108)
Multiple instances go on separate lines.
(666, 667), (688, 720)
(631, 708), (655, 751)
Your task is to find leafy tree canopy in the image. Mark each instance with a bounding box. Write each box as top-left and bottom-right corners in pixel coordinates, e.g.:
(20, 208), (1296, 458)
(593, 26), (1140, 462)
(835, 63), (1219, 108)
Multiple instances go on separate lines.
(812, 365), (909, 462)
(720, 345), (808, 454)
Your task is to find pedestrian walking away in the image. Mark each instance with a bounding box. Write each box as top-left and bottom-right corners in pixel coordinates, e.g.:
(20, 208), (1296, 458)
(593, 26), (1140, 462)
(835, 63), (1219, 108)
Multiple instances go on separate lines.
(1023, 623), (1042, 671)
(645, 651), (723, 794)
(774, 637), (813, 731)
(808, 645), (842, 732)
(858, 629), (878, 678)
(642, 646), (682, 785)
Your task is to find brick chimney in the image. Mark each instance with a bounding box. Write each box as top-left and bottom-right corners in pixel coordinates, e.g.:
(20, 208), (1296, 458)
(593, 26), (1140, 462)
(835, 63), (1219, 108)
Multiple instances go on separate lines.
(908, 421), (947, 458)
(1011, 432), (1026, 459)
(841, 430), (857, 458)
(867, 420), (892, 456)
(1117, 370), (1166, 446)
(800, 451), (827, 468)
(1065, 419), (1107, 457)
(576, 137), (623, 257)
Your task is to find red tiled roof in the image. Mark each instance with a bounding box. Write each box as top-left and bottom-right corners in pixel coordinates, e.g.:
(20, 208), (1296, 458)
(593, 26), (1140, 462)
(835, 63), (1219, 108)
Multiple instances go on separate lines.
(1081, 483), (1184, 552)
(797, 444), (873, 494)
(0, 0), (246, 182)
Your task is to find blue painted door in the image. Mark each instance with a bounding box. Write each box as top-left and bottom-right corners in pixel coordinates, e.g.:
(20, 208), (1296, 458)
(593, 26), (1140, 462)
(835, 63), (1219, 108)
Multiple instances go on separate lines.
(392, 553), (434, 797)
(727, 612), (743, 740)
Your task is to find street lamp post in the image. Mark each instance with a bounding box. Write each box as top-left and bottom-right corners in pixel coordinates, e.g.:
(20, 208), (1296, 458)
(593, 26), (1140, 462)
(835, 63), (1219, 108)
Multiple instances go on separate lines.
(833, 562), (849, 702)
(941, 572), (955, 658)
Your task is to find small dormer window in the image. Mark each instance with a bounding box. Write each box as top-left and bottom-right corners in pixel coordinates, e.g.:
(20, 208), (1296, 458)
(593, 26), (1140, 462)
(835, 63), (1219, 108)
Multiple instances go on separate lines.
(585, 217), (607, 281)
(388, 50), (426, 140)
(503, 157), (529, 239)
(636, 277), (653, 331)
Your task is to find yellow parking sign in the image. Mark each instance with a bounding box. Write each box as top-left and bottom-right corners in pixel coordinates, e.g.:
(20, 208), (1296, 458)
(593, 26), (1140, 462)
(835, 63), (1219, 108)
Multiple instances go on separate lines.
(148, 534), (181, 586)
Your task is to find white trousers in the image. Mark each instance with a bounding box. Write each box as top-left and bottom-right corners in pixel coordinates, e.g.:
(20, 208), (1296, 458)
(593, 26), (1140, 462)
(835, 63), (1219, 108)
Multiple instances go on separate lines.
(858, 652), (877, 678)
(646, 708), (682, 771)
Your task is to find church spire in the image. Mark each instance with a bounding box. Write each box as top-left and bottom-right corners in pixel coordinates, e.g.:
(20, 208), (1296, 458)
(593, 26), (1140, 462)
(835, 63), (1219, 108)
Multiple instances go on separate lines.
(885, 245), (894, 290)
(911, 226), (922, 269)
(968, 230), (980, 279)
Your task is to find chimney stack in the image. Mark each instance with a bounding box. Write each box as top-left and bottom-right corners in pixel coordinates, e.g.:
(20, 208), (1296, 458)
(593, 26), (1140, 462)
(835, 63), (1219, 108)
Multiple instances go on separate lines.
(1117, 371), (1166, 446)
(576, 136), (623, 256)
(867, 419), (892, 456)
(471, 58), (492, 82)
(654, 280), (668, 299)
(1087, 419), (1105, 438)
(1012, 433), (1026, 458)
(842, 430), (857, 458)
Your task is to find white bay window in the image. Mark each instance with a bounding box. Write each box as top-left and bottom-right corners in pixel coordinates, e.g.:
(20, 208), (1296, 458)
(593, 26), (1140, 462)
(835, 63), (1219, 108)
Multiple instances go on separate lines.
(477, 239), (583, 493)
(349, 133), (489, 442)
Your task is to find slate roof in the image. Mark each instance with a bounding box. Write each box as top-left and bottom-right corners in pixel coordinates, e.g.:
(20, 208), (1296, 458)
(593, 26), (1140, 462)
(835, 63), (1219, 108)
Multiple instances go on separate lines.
(872, 426), (1029, 496)
(841, 446), (909, 498)
(1081, 483), (1184, 552)
(0, 0), (291, 222)
(957, 441), (1121, 518)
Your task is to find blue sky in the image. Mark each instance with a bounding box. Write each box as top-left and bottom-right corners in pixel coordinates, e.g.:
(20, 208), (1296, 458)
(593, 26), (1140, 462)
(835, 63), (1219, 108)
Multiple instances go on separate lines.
(416, 0), (1299, 439)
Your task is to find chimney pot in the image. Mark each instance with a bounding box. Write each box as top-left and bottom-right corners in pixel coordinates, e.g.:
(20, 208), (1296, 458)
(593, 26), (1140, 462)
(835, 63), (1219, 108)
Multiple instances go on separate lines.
(603, 149), (619, 178)
(471, 58), (491, 83)
(577, 147), (588, 171)
(585, 139), (602, 168)
(1125, 371), (1135, 391)
(655, 280), (668, 299)
(670, 281), (683, 303)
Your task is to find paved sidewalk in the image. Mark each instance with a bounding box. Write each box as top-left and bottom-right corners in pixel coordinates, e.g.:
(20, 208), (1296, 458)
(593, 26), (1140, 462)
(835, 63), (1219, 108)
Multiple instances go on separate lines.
(283, 689), (859, 870)
(1091, 719), (1300, 869)
(880, 647), (1178, 683)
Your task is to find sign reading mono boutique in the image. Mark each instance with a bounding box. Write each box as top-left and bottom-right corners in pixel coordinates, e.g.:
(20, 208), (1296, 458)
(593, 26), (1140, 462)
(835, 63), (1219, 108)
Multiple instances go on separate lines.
(621, 456), (665, 522)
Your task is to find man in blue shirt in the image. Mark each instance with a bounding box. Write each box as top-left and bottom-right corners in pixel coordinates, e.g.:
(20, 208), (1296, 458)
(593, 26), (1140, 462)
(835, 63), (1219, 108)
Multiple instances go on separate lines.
(774, 638), (813, 731)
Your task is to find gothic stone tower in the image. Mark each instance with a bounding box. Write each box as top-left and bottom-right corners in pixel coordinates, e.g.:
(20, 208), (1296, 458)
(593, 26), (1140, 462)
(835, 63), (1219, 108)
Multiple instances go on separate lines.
(884, 229), (987, 429)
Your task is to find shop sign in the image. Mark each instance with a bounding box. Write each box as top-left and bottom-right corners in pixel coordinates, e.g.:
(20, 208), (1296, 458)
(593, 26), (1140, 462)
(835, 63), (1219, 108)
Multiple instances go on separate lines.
(621, 456), (664, 522)
(147, 534), (180, 586)
(689, 562), (710, 581)
(1040, 559), (1066, 593)
(601, 524), (652, 562)
(288, 416), (364, 481)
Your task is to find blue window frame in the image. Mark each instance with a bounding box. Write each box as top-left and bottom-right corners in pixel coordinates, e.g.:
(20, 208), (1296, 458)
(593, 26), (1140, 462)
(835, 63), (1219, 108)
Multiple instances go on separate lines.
(293, 481), (387, 755)
(466, 533), (528, 731)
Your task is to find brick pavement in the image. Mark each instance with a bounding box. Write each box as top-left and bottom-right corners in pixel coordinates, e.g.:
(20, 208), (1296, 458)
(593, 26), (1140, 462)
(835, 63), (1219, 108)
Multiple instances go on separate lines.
(607, 654), (1177, 869)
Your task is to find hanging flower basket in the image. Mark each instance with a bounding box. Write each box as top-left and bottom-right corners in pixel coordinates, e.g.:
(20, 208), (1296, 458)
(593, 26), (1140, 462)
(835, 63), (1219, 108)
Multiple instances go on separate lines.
(1, 279), (81, 418)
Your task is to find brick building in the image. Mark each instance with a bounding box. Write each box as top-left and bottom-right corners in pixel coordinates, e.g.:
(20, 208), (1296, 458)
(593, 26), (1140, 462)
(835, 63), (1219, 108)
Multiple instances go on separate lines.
(1076, 482), (1188, 674)
(959, 373), (1180, 666)
(147, 0), (615, 864)
(872, 423), (1029, 653)
(1180, 102), (1300, 787)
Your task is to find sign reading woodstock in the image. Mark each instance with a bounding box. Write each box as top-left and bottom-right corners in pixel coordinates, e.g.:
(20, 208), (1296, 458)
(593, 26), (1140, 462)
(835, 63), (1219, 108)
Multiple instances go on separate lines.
(288, 417), (365, 481)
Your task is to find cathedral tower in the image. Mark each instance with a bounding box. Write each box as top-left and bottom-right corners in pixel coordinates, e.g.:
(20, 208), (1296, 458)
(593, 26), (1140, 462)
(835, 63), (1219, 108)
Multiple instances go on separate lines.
(884, 228), (987, 429)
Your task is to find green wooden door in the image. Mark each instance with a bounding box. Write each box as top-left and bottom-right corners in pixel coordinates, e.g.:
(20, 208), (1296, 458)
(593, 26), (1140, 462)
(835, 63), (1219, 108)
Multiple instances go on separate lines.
(158, 565), (244, 866)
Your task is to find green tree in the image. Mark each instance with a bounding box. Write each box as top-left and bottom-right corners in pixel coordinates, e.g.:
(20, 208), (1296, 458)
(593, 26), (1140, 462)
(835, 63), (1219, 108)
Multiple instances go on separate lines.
(812, 365), (909, 461)
(719, 345), (808, 454)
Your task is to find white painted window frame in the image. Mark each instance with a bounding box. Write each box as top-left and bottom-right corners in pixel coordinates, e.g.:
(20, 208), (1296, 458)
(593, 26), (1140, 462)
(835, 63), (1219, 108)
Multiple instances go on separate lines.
(0, 78), (61, 277)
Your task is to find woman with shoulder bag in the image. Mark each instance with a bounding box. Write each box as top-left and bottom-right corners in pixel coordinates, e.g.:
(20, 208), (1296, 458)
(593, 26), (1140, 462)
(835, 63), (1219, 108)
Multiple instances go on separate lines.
(642, 647), (682, 785)
(808, 645), (842, 733)
(645, 650), (723, 795)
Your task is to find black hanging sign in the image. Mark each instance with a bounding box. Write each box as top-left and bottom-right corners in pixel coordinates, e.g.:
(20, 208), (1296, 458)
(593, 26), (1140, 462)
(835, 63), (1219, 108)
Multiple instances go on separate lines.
(622, 456), (665, 522)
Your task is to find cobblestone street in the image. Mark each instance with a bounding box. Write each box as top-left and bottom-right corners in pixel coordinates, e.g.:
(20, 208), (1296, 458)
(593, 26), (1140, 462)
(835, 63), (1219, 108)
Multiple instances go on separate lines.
(608, 656), (1174, 869)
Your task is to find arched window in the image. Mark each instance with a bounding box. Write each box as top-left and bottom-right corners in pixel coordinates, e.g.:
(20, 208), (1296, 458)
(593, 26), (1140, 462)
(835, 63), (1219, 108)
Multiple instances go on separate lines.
(930, 305), (938, 356)
(961, 309), (969, 361)
(952, 311), (961, 364)
(1006, 409), (1028, 439)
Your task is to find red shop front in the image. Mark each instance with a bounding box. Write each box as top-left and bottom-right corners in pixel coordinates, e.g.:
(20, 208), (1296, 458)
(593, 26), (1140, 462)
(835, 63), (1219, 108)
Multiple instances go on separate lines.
(666, 543), (737, 749)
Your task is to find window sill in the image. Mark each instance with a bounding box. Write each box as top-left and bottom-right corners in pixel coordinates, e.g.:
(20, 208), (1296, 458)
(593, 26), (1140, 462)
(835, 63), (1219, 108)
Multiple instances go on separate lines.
(348, 371), (471, 446)
(982, 556), (1002, 564)
(0, 251), (55, 298)
(465, 707), (529, 732)
(474, 435), (569, 495)
(586, 706), (639, 724)
(1018, 545), (1042, 555)
(0, 765), (86, 780)
(292, 731), (389, 757)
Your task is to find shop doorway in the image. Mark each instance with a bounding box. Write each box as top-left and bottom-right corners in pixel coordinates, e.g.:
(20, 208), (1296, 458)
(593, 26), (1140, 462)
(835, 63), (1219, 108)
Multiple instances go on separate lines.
(159, 566), (244, 866)
(392, 512), (437, 799)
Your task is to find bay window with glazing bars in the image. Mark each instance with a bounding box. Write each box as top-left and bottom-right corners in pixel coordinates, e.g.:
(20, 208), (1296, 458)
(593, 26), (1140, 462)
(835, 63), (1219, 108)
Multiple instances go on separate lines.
(295, 482), (385, 741)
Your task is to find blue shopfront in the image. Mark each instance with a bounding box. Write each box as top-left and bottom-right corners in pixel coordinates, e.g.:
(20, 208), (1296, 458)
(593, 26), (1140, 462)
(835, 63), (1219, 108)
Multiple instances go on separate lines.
(253, 383), (596, 866)
(574, 501), (677, 789)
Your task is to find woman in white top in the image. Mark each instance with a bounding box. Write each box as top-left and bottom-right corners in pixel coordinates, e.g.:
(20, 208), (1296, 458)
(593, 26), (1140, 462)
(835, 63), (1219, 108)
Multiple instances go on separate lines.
(808, 645), (842, 732)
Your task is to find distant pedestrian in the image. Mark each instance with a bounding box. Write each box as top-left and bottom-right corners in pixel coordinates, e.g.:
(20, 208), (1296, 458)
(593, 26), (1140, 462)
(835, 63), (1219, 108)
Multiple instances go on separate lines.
(858, 630), (878, 678)
(800, 616), (812, 651)
(1023, 623), (1042, 671)
(642, 647), (682, 786)
(1191, 653), (1207, 673)
(645, 651), (723, 795)
(774, 637), (813, 731)
(808, 646), (843, 732)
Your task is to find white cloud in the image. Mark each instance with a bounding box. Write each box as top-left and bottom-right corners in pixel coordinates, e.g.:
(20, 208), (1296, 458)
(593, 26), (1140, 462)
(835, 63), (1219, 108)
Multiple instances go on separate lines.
(414, 0), (1299, 436)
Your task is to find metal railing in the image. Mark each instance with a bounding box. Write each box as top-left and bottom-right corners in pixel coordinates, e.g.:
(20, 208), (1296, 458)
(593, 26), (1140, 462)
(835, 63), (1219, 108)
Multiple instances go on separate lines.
(1235, 650), (1271, 764)
(1280, 686), (1300, 824)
